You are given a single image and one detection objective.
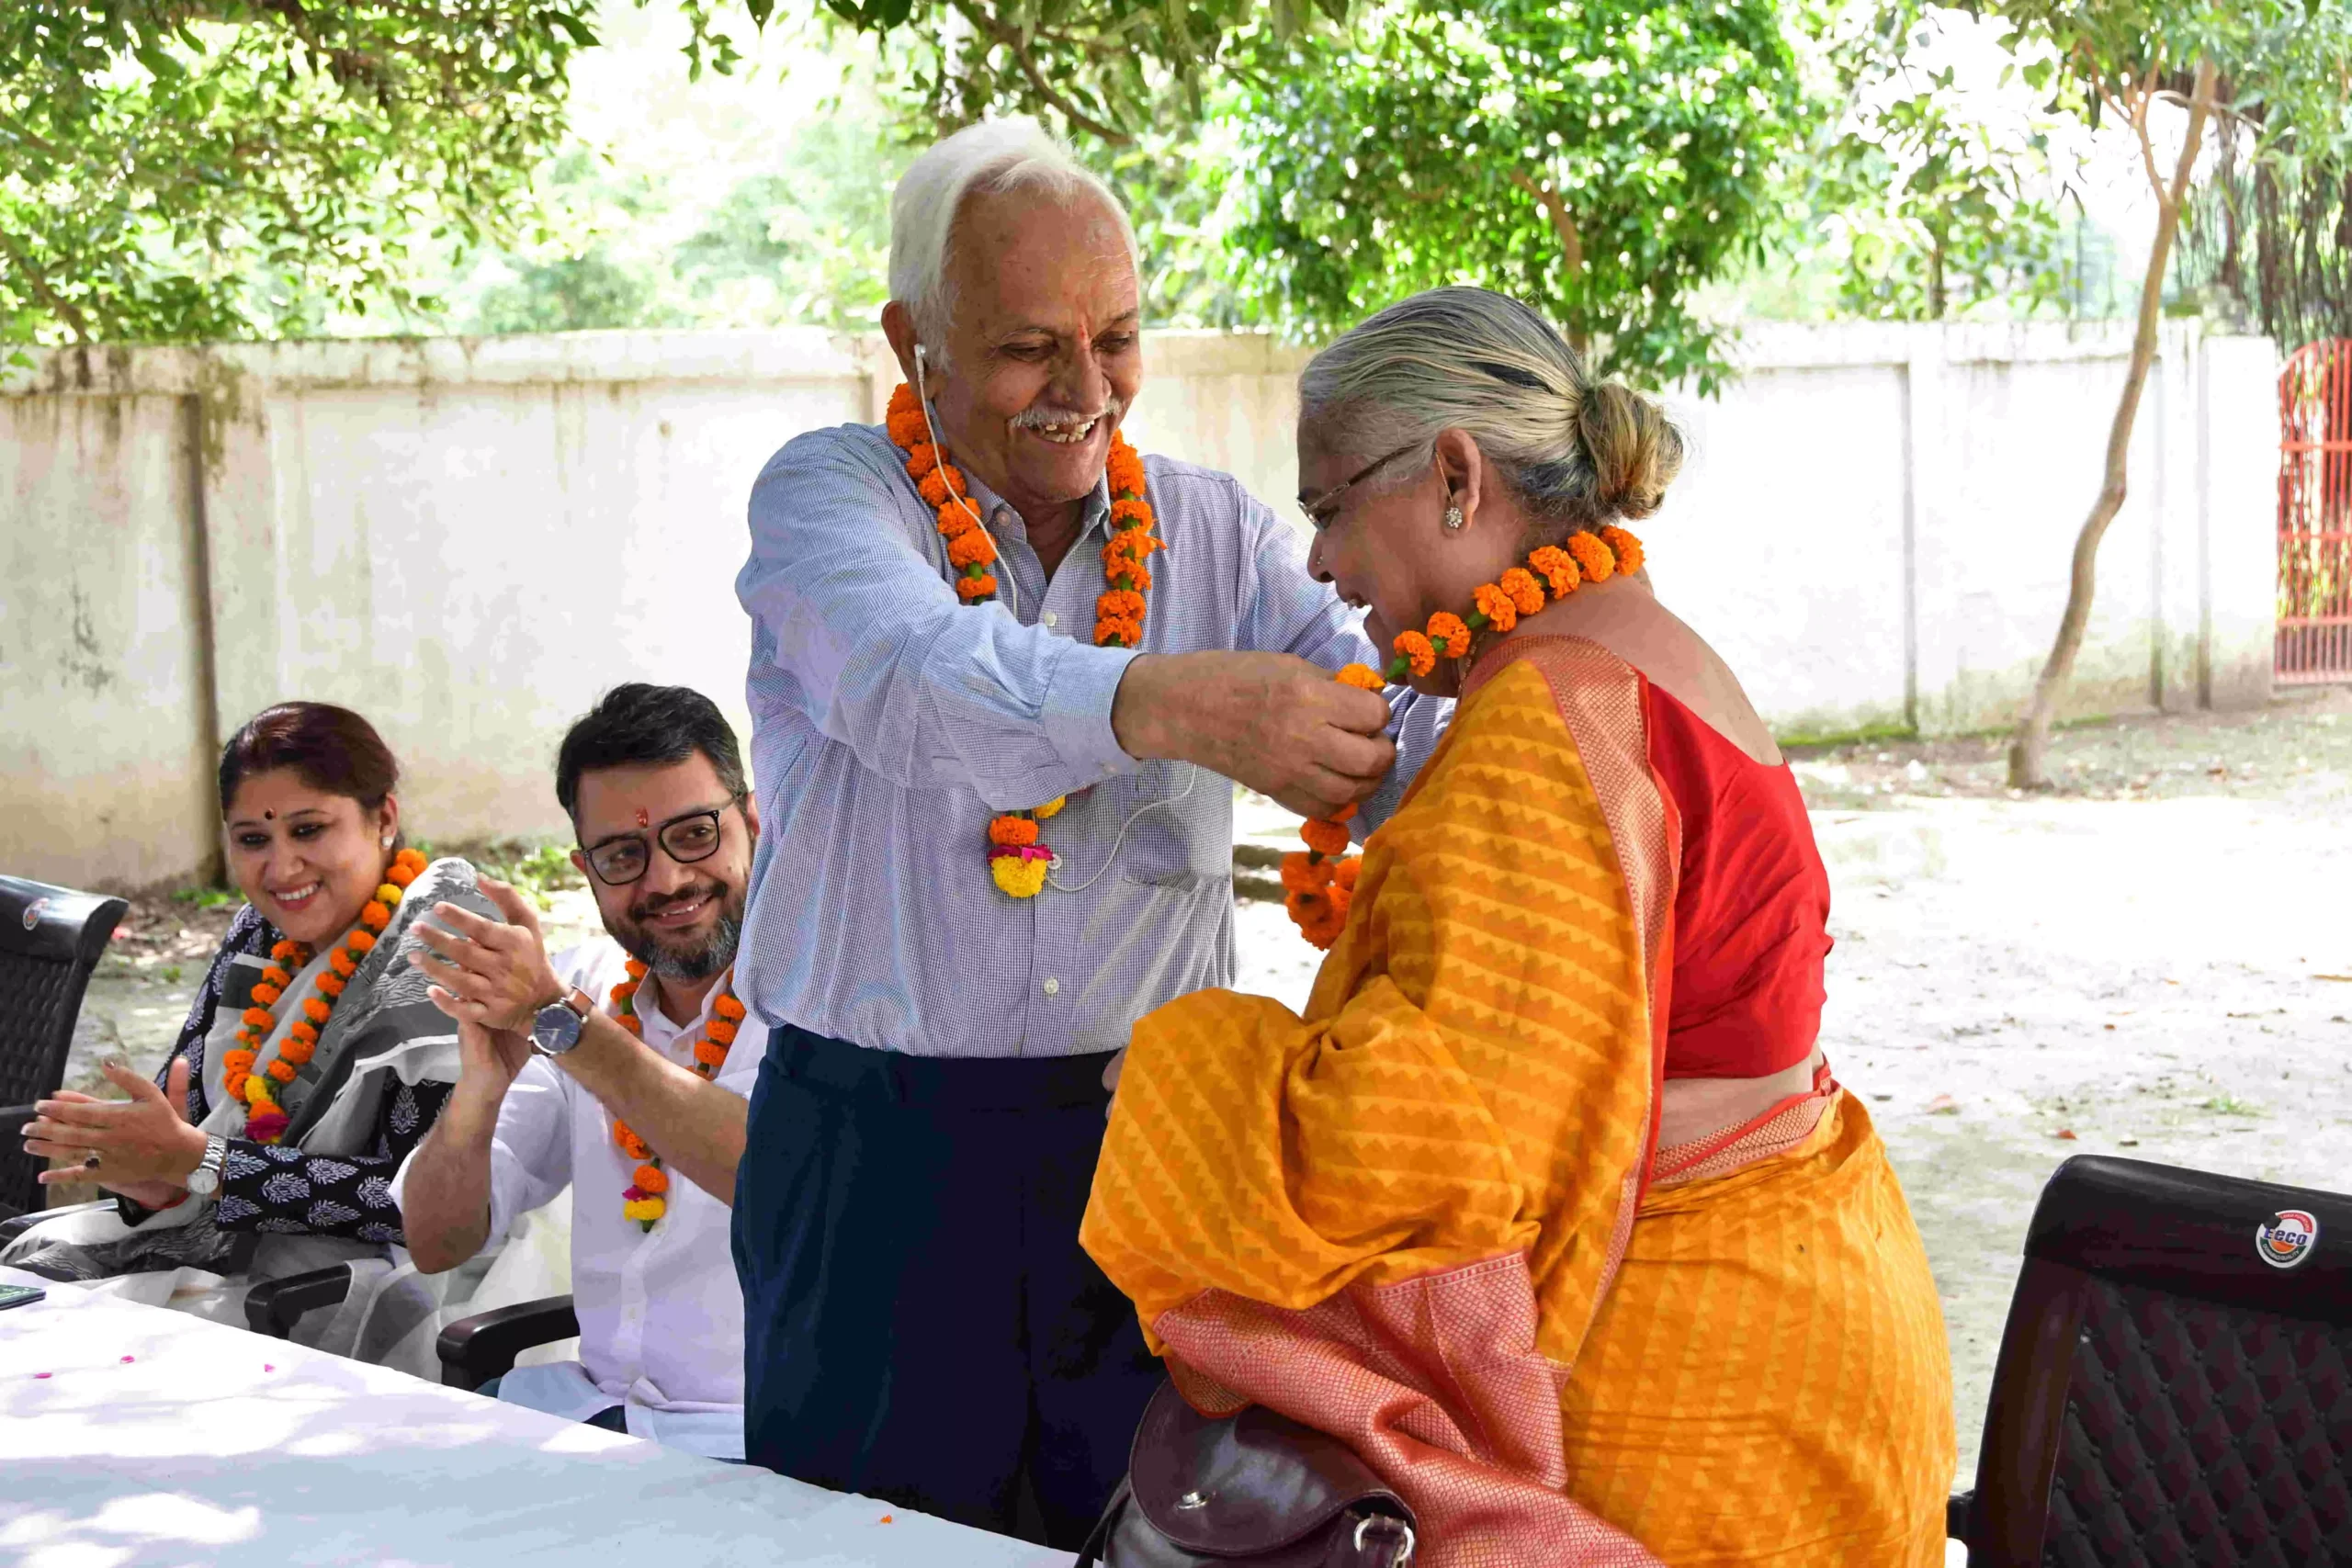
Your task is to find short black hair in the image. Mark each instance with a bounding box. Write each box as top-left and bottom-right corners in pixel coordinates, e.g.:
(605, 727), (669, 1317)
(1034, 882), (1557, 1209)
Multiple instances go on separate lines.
(556, 683), (749, 822)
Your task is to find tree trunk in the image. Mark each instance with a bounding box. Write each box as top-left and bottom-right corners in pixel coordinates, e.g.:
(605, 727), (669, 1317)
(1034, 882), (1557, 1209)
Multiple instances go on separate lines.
(2007, 57), (2220, 788)
(1509, 170), (1591, 356)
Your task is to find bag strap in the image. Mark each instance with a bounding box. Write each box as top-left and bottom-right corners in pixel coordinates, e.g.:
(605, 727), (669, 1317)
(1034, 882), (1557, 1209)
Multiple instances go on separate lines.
(1073, 1476), (1133, 1567)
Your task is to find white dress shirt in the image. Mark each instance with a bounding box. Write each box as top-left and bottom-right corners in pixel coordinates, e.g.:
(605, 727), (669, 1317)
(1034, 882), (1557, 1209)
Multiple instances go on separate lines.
(393, 941), (762, 1460)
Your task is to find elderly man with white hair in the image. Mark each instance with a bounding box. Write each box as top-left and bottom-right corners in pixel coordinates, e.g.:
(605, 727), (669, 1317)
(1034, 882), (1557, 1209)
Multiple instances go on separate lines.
(729, 117), (1446, 1545)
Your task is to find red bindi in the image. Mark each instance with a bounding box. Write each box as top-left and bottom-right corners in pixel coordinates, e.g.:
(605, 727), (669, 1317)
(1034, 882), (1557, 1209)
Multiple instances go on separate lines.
(634, 807), (650, 828)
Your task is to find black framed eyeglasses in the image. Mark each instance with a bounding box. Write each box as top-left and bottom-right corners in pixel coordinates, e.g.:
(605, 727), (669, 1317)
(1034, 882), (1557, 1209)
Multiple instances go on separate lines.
(1298, 442), (1422, 531)
(581, 799), (741, 886)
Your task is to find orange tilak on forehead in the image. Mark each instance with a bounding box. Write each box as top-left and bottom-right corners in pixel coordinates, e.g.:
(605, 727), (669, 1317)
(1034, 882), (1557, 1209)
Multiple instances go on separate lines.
(635, 807), (650, 828)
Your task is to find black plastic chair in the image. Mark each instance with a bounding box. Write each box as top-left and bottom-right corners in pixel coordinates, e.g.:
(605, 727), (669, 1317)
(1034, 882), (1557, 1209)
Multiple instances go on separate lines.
(437, 1294), (580, 1391)
(0, 875), (130, 1220)
(244, 1267), (577, 1392)
(1948, 1155), (2352, 1565)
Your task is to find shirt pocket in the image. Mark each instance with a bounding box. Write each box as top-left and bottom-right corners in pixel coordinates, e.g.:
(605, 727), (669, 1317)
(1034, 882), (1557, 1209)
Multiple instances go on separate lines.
(1107, 761), (1231, 889)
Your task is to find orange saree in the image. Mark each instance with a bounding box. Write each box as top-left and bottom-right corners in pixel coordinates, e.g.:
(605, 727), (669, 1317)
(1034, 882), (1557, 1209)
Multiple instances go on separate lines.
(1081, 637), (1952, 1566)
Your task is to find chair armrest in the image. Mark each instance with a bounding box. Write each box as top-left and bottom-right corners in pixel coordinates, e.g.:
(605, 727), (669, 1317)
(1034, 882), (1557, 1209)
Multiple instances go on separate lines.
(0, 1200), (110, 1245)
(437, 1294), (579, 1391)
(243, 1263), (354, 1339)
(1947, 1489), (1973, 1544)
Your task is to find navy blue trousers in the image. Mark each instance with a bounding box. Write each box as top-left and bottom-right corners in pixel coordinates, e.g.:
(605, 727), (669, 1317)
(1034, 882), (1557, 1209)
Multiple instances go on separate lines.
(732, 1026), (1161, 1548)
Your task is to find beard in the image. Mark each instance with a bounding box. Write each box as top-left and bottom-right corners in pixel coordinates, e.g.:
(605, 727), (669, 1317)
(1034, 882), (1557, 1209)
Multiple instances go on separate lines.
(611, 874), (747, 984)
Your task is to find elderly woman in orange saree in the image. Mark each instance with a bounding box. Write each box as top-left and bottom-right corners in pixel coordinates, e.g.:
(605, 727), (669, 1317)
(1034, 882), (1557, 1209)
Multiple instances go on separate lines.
(1082, 288), (1953, 1566)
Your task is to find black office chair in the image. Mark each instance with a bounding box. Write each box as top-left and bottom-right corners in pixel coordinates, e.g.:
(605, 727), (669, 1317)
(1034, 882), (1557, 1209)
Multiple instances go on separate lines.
(1948, 1155), (2352, 1565)
(436, 1295), (581, 1390)
(0, 875), (130, 1220)
(243, 1265), (577, 1394)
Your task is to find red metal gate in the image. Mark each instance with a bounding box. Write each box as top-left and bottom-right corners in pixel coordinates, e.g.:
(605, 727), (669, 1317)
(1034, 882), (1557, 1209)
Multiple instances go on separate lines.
(2278, 339), (2352, 682)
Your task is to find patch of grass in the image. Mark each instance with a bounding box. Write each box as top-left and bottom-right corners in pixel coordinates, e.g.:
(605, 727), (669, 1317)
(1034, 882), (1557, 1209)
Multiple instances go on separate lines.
(171, 884), (237, 910)
(2201, 1093), (2267, 1117)
(162, 964), (183, 984)
(1778, 722), (1919, 756)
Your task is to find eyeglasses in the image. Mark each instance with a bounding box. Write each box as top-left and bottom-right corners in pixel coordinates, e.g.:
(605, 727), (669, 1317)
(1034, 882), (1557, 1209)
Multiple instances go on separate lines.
(1298, 443), (1422, 531)
(580, 799), (741, 886)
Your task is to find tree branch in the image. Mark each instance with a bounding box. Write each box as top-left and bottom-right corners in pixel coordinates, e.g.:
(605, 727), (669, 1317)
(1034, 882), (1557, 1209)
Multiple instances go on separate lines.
(0, 227), (91, 343)
(1508, 169), (1586, 276)
(966, 5), (1130, 143)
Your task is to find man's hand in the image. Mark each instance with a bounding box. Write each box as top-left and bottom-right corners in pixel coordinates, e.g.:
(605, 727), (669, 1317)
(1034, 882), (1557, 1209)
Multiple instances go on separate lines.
(409, 877), (564, 1032)
(1111, 652), (1395, 820)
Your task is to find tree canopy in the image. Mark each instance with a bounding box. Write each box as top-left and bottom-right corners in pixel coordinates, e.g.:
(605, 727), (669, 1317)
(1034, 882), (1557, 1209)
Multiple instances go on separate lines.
(1, 2), (592, 345)
(1204, 0), (1805, 390)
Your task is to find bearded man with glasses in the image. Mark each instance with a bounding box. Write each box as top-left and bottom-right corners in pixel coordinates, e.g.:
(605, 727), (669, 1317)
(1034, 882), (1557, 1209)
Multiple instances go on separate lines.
(392, 682), (764, 1461)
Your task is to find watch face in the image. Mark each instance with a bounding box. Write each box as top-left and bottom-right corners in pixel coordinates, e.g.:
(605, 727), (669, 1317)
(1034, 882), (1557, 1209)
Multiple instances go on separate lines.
(187, 1167), (219, 1197)
(533, 1000), (584, 1055)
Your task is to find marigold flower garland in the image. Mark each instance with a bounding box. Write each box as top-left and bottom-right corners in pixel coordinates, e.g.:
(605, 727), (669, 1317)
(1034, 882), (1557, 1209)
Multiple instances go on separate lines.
(884, 382), (1163, 899)
(230, 848), (429, 1143)
(607, 960), (747, 1230)
(1282, 525), (1646, 948)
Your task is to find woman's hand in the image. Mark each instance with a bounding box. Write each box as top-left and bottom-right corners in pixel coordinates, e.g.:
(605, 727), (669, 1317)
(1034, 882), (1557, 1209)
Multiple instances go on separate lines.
(409, 877), (563, 1032)
(1102, 1048), (1125, 1122)
(23, 1057), (207, 1201)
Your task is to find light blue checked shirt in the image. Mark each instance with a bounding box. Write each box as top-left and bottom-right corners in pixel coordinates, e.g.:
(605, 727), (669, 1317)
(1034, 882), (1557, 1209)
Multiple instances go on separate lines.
(732, 421), (1448, 1059)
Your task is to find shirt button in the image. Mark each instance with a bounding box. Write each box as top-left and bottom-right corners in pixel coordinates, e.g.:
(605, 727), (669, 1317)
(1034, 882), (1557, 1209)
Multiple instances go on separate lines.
(1042, 611), (1058, 629)
(1043, 977), (1061, 996)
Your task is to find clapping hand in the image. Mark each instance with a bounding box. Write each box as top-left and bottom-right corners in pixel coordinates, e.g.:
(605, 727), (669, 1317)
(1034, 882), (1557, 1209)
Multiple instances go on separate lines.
(22, 1056), (206, 1208)
(409, 876), (564, 1032)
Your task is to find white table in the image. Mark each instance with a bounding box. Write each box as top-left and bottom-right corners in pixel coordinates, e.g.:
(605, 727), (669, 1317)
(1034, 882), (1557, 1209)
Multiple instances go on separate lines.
(0, 1269), (1066, 1567)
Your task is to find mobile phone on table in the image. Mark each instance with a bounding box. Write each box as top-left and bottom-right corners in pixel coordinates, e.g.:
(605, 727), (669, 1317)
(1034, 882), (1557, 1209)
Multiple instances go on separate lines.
(0, 1283), (45, 1311)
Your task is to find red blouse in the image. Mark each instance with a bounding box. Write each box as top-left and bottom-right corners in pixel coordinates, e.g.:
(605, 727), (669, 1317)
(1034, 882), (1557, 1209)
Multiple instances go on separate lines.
(1643, 681), (1831, 1080)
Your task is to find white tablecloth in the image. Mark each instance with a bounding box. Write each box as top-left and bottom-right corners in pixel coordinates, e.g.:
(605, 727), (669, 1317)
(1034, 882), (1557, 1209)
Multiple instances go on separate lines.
(0, 1269), (1066, 1567)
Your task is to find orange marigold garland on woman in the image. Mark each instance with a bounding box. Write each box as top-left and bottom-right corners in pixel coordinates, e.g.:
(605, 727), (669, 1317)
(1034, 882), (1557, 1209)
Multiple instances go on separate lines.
(608, 961), (748, 1230)
(1281, 664), (1384, 949)
(1283, 525), (1645, 947)
(884, 382), (1156, 897)
(233, 847), (429, 1143)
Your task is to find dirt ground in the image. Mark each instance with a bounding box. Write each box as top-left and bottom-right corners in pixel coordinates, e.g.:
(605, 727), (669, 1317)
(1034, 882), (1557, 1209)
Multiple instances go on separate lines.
(61, 690), (2352, 1504)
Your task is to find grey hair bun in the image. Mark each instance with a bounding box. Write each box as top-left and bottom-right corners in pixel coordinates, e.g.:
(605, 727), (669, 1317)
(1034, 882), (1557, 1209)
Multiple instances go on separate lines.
(1299, 286), (1683, 530)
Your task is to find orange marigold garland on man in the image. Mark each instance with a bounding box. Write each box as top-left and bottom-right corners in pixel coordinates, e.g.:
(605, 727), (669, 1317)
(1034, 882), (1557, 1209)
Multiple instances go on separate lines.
(607, 959), (749, 1230)
(886, 381), (1157, 897)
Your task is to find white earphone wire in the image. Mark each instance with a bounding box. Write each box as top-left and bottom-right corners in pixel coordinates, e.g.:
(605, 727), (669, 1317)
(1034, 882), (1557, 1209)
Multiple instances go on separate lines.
(913, 345), (1020, 620)
(1044, 763), (1202, 895)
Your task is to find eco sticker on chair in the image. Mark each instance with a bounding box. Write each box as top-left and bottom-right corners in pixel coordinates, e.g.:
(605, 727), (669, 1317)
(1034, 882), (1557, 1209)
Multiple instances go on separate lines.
(2256, 1209), (2319, 1269)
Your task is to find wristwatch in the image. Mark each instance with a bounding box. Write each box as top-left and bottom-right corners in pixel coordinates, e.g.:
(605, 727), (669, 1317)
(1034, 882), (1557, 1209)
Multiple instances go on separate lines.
(185, 1134), (228, 1199)
(530, 987), (596, 1056)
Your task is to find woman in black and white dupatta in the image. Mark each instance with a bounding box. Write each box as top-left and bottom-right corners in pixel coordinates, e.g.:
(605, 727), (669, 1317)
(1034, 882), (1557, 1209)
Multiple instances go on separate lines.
(7, 703), (530, 1371)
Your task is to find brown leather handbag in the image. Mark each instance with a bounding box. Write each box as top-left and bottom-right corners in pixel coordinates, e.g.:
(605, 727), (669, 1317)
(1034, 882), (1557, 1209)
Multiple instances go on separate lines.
(1076, 1380), (1419, 1566)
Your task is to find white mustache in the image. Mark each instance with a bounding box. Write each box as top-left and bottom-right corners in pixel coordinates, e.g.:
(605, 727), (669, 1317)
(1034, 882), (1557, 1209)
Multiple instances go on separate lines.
(1012, 396), (1125, 431)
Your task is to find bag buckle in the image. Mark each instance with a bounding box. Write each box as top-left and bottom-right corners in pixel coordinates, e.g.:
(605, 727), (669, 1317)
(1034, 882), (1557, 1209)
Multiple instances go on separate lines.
(1354, 1515), (1416, 1562)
